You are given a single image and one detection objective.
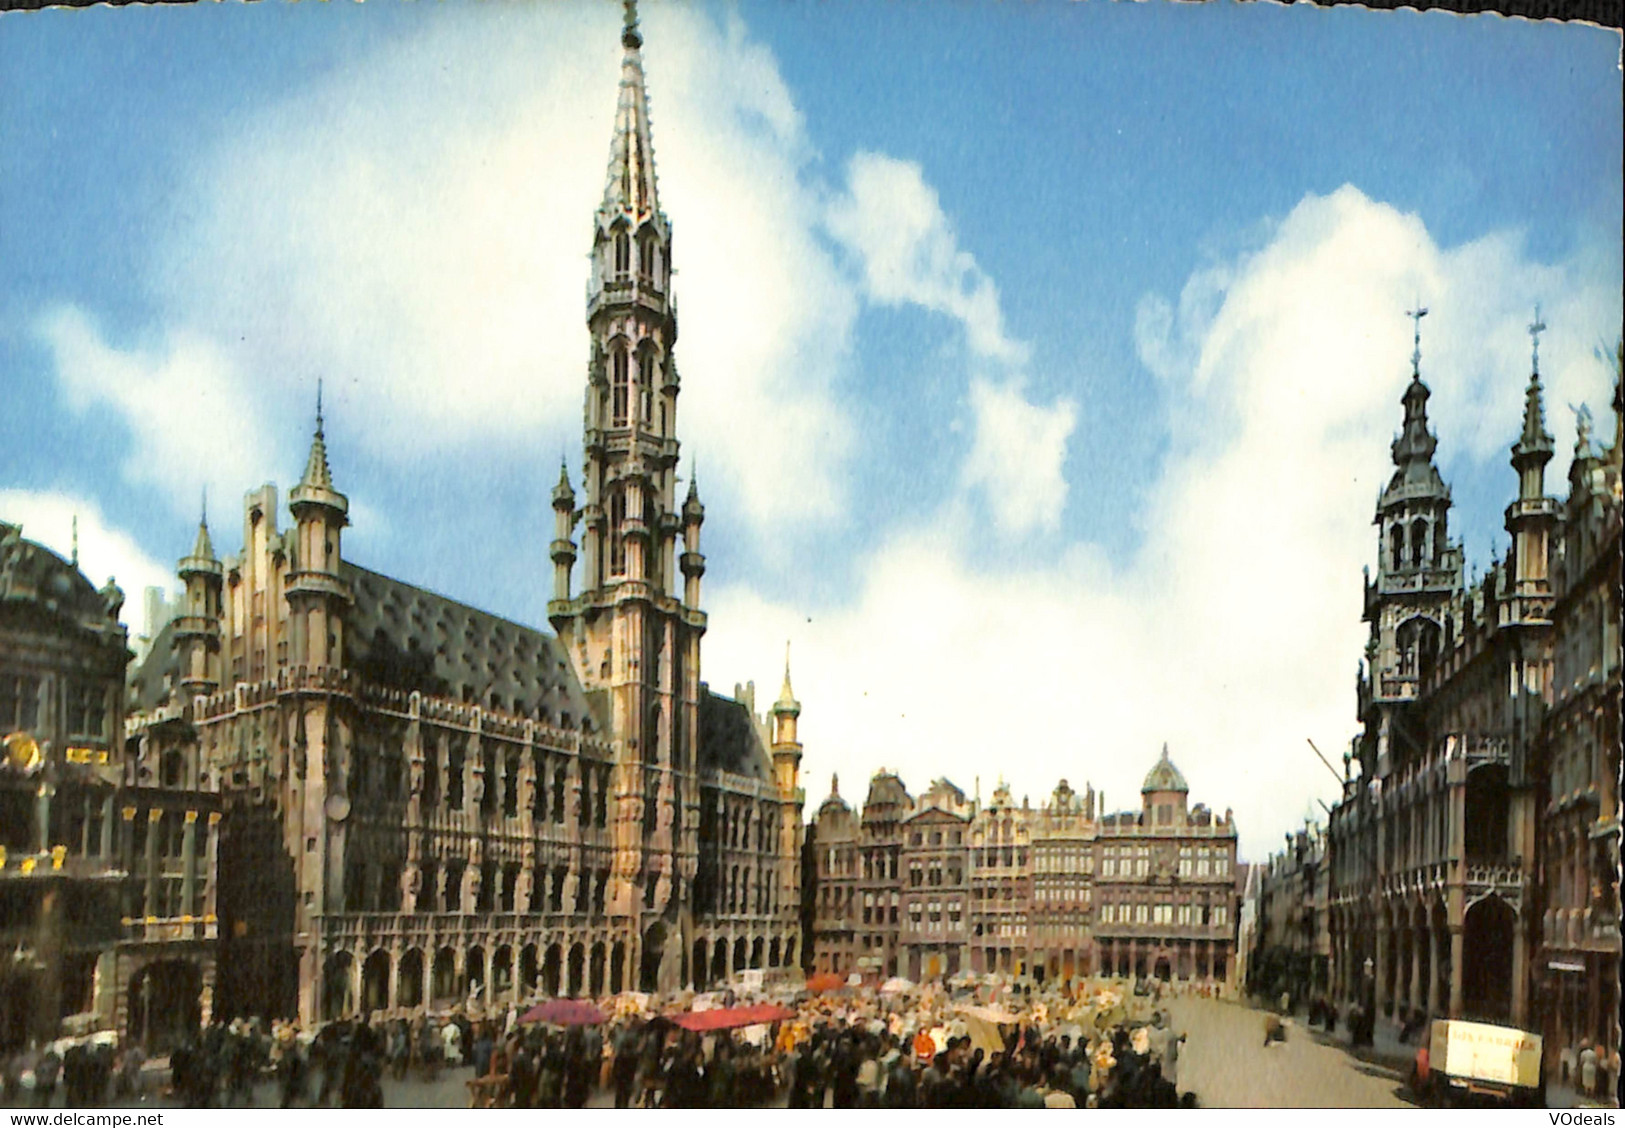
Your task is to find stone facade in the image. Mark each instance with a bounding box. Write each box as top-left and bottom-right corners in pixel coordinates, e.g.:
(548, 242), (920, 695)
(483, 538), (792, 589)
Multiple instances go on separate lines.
(1536, 363), (1621, 1076)
(124, 9), (804, 1027)
(1326, 325), (1621, 1075)
(1, 522), (219, 1053)
(809, 749), (1238, 989)
(1249, 823), (1330, 1003)
(1092, 748), (1239, 987)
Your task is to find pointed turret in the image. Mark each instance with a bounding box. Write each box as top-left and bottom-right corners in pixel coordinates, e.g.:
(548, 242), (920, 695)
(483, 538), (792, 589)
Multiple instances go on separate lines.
(1505, 311), (1558, 608)
(680, 470), (705, 609)
(289, 383), (349, 522)
(286, 386), (352, 669)
(550, 460), (578, 607)
(770, 641), (803, 798)
(1512, 310), (1555, 496)
(175, 495), (224, 697)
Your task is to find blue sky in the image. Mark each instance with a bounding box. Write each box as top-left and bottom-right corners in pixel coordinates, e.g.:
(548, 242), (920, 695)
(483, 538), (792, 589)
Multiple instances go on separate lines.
(2, 0), (1620, 860)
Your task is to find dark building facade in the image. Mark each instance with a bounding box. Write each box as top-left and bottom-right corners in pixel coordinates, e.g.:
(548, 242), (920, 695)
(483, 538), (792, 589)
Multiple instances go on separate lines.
(1, 522), (219, 1053)
(1327, 324), (1621, 1079)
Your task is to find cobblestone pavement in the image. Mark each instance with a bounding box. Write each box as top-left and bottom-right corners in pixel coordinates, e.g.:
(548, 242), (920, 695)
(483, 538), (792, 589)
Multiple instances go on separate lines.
(1162, 996), (1414, 1108)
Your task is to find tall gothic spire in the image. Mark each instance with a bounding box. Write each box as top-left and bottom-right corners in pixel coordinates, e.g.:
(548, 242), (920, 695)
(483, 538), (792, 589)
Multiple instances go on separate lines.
(602, 0), (661, 222)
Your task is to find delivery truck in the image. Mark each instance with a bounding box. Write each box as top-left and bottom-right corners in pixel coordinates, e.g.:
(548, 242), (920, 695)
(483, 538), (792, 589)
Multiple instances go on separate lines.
(1415, 1018), (1545, 1107)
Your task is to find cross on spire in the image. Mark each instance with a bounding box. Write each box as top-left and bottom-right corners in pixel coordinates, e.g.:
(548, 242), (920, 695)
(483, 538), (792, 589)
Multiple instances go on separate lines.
(1407, 303), (1429, 376)
(315, 377), (325, 439)
(1528, 304), (1547, 375)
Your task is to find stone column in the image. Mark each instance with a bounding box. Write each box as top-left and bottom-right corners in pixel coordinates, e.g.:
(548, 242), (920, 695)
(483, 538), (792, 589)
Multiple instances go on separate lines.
(181, 811), (199, 924)
(143, 808), (161, 918)
(350, 953), (363, 1018)
(99, 794), (115, 857)
(1375, 918), (1389, 1017)
(205, 813), (221, 923)
(387, 948), (400, 1011)
(1448, 925), (1464, 1018)
(1511, 911), (1528, 1027)
(1410, 926), (1424, 1014)
(1427, 924), (1440, 1016)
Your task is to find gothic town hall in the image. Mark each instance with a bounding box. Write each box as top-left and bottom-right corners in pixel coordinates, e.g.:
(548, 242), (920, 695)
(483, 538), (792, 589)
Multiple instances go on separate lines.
(126, 10), (806, 1030)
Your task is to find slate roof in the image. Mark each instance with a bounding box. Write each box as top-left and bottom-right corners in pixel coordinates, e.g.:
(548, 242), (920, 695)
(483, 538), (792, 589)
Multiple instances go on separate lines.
(696, 689), (772, 782)
(342, 563), (600, 729)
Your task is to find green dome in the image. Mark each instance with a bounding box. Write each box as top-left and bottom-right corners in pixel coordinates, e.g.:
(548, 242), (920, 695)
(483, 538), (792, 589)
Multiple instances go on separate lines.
(1141, 744), (1189, 793)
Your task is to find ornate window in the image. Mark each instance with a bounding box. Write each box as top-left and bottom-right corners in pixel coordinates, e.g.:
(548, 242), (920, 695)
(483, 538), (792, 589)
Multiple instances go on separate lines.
(611, 347), (630, 426)
(609, 491), (627, 576)
(640, 350), (656, 425)
(613, 230), (630, 279)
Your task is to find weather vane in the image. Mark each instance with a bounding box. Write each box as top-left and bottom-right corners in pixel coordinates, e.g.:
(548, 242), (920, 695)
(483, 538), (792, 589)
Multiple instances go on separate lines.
(1528, 304), (1547, 375)
(1406, 303), (1429, 374)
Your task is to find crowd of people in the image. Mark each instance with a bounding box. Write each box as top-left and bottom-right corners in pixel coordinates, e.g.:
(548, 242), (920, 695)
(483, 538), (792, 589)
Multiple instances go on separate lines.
(1, 975), (1210, 1109)
(454, 975), (1204, 1109)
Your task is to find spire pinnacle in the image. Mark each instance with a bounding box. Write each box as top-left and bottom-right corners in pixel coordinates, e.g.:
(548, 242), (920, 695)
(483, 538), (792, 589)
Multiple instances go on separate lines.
(1514, 308), (1555, 465)
(300, 383), (335, 491)
(622, 0), (641, 49)
(601, 0), (660, 220)
(552, 457), (575, 506)
(1407, 303), (1429, 377)
(773, 639), (801, 717)
(71, 514), (78, 568)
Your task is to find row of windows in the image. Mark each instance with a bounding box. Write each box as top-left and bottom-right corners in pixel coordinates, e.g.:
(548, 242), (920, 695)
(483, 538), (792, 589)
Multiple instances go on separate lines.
(607, 230), (664, 288)
(0, 673), (107, 739)
(608, 348), (663, 430)
(1097, 902), (1228, 927)
(907, 901), (963, 926)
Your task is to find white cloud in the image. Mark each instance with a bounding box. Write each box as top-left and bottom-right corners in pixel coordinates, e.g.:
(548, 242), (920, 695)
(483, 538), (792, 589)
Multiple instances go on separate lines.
(706, 185), (1622, 861)
(0, 490), (174, 636)
(827, 151), (1027, 367)
(826, 151), (1078, 536)
(961, 377), (1077, 537)
(36, 305), (274, 521)
(47, 6), (857, 540)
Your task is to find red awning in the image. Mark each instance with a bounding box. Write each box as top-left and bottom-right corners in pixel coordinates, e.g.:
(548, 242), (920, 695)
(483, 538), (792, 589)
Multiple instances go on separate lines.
(669, 1003), (794, 1032)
